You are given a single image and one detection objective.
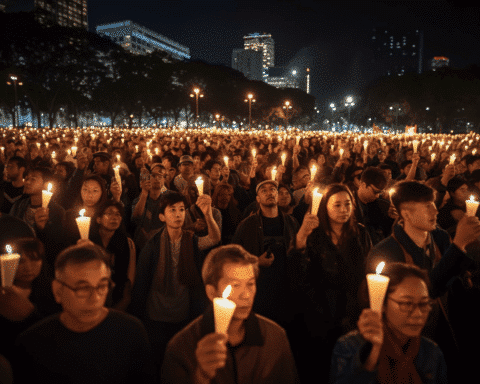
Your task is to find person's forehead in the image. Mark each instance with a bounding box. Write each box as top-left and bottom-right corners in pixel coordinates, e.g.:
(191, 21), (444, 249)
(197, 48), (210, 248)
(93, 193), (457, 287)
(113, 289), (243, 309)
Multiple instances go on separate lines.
(83, 180), (101, 188)
(63, 260), (109, 283)
(26, 171), (42, 179)
(258, 184), (277, 193)
(166, 201), (185, 210)
(221, 262), (255, 281)
(328, 191), (351, 203)
(390, 276), (429, 297)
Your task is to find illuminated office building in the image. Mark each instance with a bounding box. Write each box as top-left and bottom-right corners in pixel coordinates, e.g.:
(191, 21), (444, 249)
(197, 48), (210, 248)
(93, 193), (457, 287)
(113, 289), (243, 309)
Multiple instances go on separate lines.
(243, 32), (275, 78)
(96, 20), (190, 60)
(430, 56), (449, 71)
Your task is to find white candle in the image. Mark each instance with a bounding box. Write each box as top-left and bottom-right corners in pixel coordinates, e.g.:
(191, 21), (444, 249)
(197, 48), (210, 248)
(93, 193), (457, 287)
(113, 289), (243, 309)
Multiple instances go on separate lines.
(42, 183), (53, 208)
(431, 153), (436, 162)
(449, 154), (456, 165)
(413, 140), (419, 153)
(224, 156), (229, 168)
(252, 148), (257, 159)
(71, 146), (77, 156)
(311, 187), (323, 216)
(466, 195), (479, 217)
(310, 164), (317, 181)
(366, 262), (390, 313)
(213, 285), (236, 334)
(116, 154), (121, 163)
(114, 166), (122, 191)
(363, 141), (368, 152)
(339, 148), (344, 158)
(281, 152), (287, 166)
(75, 209), (91, 240)
(0, 245), (21, 287)
(296, 136), (300, 146)
(195, 177), (204, 196)
(271, 166), (277, 181)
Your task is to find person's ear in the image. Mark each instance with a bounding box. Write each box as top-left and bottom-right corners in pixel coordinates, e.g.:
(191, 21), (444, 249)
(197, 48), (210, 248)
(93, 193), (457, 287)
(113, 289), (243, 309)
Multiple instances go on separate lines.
(96, 216), (102, 225)
(256, 195), (260, 204)
(205, 284), (217, 302)
(159, 213), (165, 222)
(51, 280), (62, 304)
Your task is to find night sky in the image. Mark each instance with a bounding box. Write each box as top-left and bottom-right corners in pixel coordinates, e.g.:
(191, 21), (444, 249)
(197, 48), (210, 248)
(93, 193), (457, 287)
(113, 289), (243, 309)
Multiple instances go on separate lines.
(88, 0), (480, 104)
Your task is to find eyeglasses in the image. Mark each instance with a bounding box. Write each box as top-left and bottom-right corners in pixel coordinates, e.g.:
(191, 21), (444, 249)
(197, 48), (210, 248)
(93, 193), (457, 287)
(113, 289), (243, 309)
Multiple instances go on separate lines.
(56, 279), (114, 299)
(388, 298), (434, 314)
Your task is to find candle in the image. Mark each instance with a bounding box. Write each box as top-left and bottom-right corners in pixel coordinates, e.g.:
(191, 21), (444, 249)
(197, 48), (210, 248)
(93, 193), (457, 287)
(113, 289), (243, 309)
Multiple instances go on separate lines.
(76, 209), (91, 240)
(213, 285), (236, 334)
(339, 148), (344, 158)
(224, 156), (229, 168)
(195, 177), (204, 196)
(311, 187), (323, 216)
(271, 166), (277, 181)
(310, 164), (317, 181)
(366, 262), (390, 313)
(71, 146), (77, 156)
(251, 148), (257, 159)
(114, 166), (122, 189)
(413, 140), (419, 153)
(449, 154), (456, 165)
(281, 152), (287, 166)
(473, 149), (478, 155)
(42, 183), (53, 208)
(363, 141), (368, 152)
(36, 142), (40, 148)
(0, 245), (21, 287)
(296, 136), (300, 146)
(466, 195), (479, 217)
(51, 151), (56, 159)
(388, 188), (395, 199)
(116, 154), (121, 163)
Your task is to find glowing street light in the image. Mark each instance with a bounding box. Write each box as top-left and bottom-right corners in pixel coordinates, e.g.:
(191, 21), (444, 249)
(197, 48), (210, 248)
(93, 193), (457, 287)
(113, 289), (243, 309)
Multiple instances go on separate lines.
(190, 87), (204, 127)
(244, 93), (256, 129)
(344, 96), (355, 126)
(283, 100), (293, 129)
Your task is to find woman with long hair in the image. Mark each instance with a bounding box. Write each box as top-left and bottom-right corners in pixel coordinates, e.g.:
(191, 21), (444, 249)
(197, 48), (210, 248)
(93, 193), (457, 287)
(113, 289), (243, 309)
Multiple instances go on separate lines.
(331, 262), (447, 383)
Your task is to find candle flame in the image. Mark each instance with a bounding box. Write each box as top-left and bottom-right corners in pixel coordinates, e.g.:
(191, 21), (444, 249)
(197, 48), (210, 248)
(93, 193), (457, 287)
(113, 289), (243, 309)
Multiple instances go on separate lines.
(376, 261), (385, 275)
(195, 176), (203, 183)
(469, 195), (476, 202)
(222, 285), (232, 299)
(47, 183), (52, 193)
(79, 209), (85, 217)
(6, 244), (12, 254)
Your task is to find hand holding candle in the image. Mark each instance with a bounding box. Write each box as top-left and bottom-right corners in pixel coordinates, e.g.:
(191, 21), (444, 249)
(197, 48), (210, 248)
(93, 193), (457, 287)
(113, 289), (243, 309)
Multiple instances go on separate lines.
(114, 166), (122, 191)
(42, 183), (53, 208)
(195, 177), (204, 196)
(366, 262), (390, 313)
(413, 140), (419, 153)
(76, 209), (91, 240)
(1, 245), (21, 287)
(213, 285), (236, 334)
(466, 195), (479, 217)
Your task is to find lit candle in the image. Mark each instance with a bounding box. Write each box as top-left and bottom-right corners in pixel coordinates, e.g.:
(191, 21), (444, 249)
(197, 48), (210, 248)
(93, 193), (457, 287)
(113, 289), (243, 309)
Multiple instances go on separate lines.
(310, 164), (317, 181)
(281, 152), (287, 166)
(195, 177), (204, 196)
(36, 142), (40, 148)
(114, 166), (122, 189)
(431, 153), (436, 162)
(76, 209), (91, 240)
(339, 148), (344, 158)
(473, 149), (478, 155)
(116, 154), (121, 163)
(363, 141), (368, 152)
(366, 262), (390, 313)
(213, 285), (236, 334)
(224, 156), (229, 168)
(296, 136), (300, 146)
(42, 183), (53, 208)
(0, 245), (21, 287)
(271, 166), (277, 181)
(251, 148), (257, 159)
(413, 140), (419, 153)
(388, 188), (395, 199)
(449, 154), (456, 165)
(466, 195), (479, 217)
(311, 187), (323, 216)
(71, 146), (77, 156)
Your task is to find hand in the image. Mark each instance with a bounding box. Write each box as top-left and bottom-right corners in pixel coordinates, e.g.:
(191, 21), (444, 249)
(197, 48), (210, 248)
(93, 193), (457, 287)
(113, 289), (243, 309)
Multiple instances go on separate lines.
(110, 180), (122, 202)
(196, 194), (213, 217)
(277, 164), (286, 175)
(195, 333), (228, 380)
(411, 152), (421, 164)
(140, 178), (152, 194)
(358, 308), (383, 346)
(76, 151), (89, 170)
(194, 218), (207, 232)
(293, 145), (301, 156)
(76, 239), (95, 247)
(453, 215), (480, 252)
(441, 164), (455, 186)
(298, 213), (319, 241)
(34, 207), (49, 230)
(258, 251), (275, 267)
(0, 286), (35, 321)
(387, 203), (399, 220)
(303, 181), (316, 205)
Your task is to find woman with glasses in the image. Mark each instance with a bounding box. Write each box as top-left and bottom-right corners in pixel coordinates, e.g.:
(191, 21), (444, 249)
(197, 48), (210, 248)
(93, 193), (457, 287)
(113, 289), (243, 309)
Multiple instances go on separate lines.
(89, 201), (136, 311)
(331, 262), (447, 384)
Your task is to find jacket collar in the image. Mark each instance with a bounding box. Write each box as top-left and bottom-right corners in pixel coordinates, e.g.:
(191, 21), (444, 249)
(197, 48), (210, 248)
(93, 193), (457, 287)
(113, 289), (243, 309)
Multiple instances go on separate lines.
(200, 304), (264, 347)
(393, 221), (431, 256)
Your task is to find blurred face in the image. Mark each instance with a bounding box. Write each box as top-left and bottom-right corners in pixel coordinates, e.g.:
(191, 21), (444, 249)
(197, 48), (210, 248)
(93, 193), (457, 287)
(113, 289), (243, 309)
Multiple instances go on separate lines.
(402, 200), (438, 232)
(23, 171), (44, 195)
(359, 182), (383, 203)
(214, 262), (256, 321)
(159, 201), (185, 229)
(14, 254), (42, 286)
(134, 157), (144, 169)
(5, 161), (24, 181)
(55, 164), (67, 181)
(451, 184), (469, 204)
(378, 152), (386, 162)
(81, 180), (103, 207)
(150, 169), (165, 190)
(207, 164), (222, 182)
(293, 170), (310, 190)
(53, 260), (110, 331)
(97, 206), (122, 231)
(256, 183), (278, 208)
(93, 157), (109, 175)
(179, 162), (194, 178)
(385, 276), (431, 337)
(278, 187), (292, 208)
(216, 188), (233, 210)
(327, 191), (353, 225)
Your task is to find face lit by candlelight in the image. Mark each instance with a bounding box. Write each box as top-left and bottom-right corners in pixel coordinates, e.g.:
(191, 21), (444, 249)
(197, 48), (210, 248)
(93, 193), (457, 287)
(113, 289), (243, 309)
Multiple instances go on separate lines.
(81, 180), (103, 208)
(401, 200), (438, 232)
(326, 191), (352, 225)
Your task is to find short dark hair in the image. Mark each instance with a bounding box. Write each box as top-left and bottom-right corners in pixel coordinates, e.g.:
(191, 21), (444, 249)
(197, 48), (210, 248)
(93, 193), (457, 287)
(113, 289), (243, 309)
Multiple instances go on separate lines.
(400, 160), (412, 171)
(55, 243), (111, 277)
(204, 159), (222, 172)
(97, 200), (125, 219)
(159, 191), (187, 214)
(361, 167), (387, 190)
(25, 167), (53, 184)
(202, 244), (259, 288)
(383, 262), (430, 306)
(390, 181), (435, 215)
(12, 237), (45, 261)
(7, 156), (27, 170)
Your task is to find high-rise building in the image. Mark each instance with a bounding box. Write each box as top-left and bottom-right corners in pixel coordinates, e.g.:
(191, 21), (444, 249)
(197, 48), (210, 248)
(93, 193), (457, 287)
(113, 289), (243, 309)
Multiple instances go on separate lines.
(430, 56), (449, 71)
(2, 0), (88, 29)
(243, 33), (274, 78)
(370, 27), (423, 76)
(231, 49), (263, 81)
(96, 20), (190, 61)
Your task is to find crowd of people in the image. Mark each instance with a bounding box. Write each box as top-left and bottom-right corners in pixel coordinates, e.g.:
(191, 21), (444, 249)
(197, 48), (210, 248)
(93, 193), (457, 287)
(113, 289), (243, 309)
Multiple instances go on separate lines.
(1, 127), (480, 383)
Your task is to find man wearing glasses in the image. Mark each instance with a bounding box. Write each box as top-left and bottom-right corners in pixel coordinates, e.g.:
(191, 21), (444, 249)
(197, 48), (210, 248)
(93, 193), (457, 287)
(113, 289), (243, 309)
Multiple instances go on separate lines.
(132, 163), (169, 251)
(14, 243), (155, 383)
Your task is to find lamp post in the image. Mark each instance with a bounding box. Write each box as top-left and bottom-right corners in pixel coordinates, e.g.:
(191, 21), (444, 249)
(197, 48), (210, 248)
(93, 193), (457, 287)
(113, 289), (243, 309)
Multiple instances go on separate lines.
(244, 93), (255, 129)
(190, 87), (204, 127)
(6, 75), (23, 128)
(283, 100), (293, 129)
(330, 103), (336, 130)
(344, 96), (355, 127)
(389, 105), (402, 131)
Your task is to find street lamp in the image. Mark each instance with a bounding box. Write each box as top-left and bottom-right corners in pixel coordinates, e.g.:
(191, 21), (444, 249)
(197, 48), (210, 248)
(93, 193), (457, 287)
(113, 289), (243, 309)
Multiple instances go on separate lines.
(283, 100), (293, 129)
(389, 105), (402, 130)
(330, 103), (336, 130)
(6, 75), (23, 128)
(190, 87), (204, 127)
(244, 93), (256, 128)
(344, 96), (355, 127)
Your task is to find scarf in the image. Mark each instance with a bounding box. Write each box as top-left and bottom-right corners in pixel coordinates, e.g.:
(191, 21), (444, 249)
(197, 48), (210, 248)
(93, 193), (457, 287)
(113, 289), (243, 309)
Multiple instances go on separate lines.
(155, 227), (202, 297)
(377, 321), (422, 384)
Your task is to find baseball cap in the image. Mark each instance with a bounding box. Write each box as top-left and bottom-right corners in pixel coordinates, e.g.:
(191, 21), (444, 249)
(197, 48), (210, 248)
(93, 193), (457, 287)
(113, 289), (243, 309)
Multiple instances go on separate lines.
(256, 180), (279, 194)
(178, 155), (194, 165)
